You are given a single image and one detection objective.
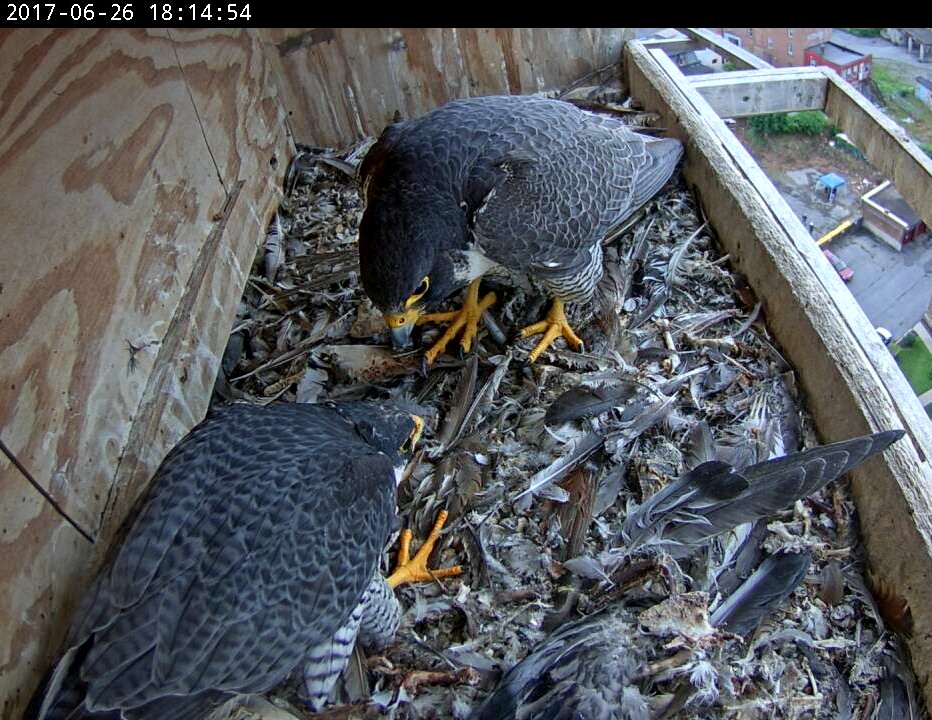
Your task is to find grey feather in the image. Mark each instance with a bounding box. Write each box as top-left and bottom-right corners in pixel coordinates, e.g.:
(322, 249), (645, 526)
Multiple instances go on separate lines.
(620, 430), (905, 555)
(264, 213), (284, 283)
(515, 432), (604, 502)
(545, 382), (640, 425)
(470, 606), (651, 720)
(682, 420), (715, 471)
(710, 549), (811, 635)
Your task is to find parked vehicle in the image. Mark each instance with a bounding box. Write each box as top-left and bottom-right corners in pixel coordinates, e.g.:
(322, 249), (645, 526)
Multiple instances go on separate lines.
(822, 249), (854, 282)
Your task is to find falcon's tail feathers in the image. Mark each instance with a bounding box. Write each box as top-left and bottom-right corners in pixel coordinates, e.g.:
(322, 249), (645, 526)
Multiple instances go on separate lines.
(630, 137), (684, 209)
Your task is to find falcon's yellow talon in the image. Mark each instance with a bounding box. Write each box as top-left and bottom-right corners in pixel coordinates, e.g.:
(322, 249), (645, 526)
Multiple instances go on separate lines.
(519, 320), (550, 338)
(388, 510), (462, 589)
(520, 298), (583, 362)
(396, 529), (414, 567)
(417, 280), (496, 364)
(418, 309), (459, 324)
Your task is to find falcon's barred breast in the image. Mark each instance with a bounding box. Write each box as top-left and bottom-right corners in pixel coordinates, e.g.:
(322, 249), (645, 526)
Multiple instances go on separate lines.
(31, 402), (422, 720)
(357, 94), (684, 361)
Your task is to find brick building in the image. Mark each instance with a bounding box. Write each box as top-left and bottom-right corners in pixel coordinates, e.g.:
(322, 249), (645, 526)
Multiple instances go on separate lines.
(862, 180), (927, 251)
(717, 28), (832, 67)
(805, 42), (872, 86)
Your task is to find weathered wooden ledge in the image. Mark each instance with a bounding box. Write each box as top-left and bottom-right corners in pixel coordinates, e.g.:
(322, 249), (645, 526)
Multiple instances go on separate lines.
(626, 39), (932, 704)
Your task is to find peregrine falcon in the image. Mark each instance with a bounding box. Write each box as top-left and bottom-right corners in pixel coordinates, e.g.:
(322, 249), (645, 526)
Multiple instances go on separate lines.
(358, 95), (684, 363)
(30, 402), (459, 720)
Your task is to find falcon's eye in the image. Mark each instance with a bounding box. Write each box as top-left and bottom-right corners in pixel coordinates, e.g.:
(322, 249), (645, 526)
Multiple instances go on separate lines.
(405, 276), (430, 308)
(400, 415), (425, 453)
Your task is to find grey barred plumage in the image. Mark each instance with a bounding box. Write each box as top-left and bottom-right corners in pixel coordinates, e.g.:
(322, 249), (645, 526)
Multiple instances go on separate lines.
(302, 571), (402, 709)
(358, 574), (402, 649)
(29, 402), (421, 720)
(358, 94), (684, 362)
(303, 604), (364, 711)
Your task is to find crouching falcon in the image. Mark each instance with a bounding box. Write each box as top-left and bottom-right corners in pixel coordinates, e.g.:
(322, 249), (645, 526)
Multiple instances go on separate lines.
(30, 402), (458, 719)
(358, 94), (684, 363)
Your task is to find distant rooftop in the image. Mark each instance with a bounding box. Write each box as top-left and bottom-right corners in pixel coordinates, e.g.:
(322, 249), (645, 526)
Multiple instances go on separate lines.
(808, 41), (866, 65)
(903, 27), (932, 45)
(874, 183), (922, 227)
(679, 63), (710, 76)
(676, 48), (721, 75)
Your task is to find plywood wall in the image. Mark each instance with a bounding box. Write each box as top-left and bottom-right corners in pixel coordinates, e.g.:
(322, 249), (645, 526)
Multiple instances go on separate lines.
(261, 28), (634, 147)
(0, 27), (631, 716)
(0, 29), (289, 718)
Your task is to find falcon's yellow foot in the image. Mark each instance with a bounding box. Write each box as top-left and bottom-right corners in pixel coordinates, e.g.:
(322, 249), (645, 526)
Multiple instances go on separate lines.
(519, 298), (584, 363)
(417, 280), (496, 365)
(388, 510), (462, 589)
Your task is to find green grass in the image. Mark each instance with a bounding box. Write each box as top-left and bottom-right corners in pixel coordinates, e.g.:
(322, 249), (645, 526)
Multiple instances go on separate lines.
(841, 28), (883, 37)
(871, 61), (932, 146)
(873, 63), (914, 99)
(892, 332), (932, 395)
(747, 111), (831, 142)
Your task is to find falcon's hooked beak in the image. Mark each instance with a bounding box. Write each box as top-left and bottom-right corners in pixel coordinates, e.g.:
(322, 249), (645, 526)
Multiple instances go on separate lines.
(385, 308), (421, 349)
(399, 414), (424, 455)
(409, 414), (424, 449)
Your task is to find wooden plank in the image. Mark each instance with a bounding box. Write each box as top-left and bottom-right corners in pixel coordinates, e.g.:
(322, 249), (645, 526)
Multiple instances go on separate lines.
(0, 30), (221, 716)
(102, 29), (291, 532)
(625, 41), (932, 706)
(677, 27), (772, 70)
(688, 67), (828, 117)
(260, 28), (634, 146)
(0, 29), (287, 719)
(822, 67), (932, 230)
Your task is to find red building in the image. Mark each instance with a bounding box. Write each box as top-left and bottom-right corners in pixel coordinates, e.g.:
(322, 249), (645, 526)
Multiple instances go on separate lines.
(717, 28), (832, 68)
(804, 42), (872, 87)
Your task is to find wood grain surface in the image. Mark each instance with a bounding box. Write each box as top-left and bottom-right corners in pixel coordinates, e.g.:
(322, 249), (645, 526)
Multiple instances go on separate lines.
(627, 41), (932, 708)
(261, 28), (634, 147)
(0, 29), (288, 718)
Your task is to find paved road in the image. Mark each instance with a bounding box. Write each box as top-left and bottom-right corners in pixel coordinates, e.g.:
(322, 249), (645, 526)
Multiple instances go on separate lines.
(757, 163), (932, 339)
(832, 29), (932, 76)
(769, 168), (865, 239)
(830, 229), (932, 339)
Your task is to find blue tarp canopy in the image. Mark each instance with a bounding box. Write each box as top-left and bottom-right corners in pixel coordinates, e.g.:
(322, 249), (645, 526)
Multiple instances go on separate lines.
(817, 172), (846, 190)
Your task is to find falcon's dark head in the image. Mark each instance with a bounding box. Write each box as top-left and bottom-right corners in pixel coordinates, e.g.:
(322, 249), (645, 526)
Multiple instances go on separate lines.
(359, 181), (467, 349)
(329, 401), (424, 461)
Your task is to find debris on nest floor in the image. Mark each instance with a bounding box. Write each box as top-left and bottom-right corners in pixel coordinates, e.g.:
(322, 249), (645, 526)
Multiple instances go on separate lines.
(211, 108), (922, 720)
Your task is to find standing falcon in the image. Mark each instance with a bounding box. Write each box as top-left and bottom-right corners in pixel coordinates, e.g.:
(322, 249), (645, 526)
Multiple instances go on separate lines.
(358, 95), (684, 363)
(30, 402), (459, 720)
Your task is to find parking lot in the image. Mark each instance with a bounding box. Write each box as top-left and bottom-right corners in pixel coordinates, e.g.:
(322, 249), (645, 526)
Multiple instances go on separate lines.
(767, 166), (932, 339)
(831, 228), (932, 339)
